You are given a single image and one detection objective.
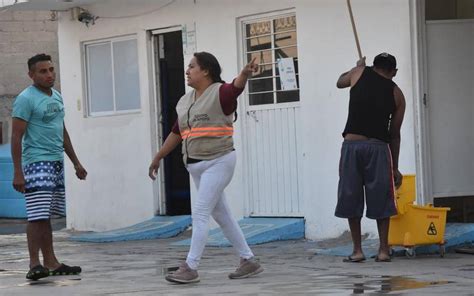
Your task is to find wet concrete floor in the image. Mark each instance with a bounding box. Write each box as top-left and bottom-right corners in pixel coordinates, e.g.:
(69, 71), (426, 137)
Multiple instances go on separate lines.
(0, 227), (473, 295)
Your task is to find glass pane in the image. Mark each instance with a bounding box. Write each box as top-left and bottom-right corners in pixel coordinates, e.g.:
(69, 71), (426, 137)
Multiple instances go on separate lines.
(276, 58), (298, 76)
(246, 21), (271, 37)
(246, 35), (271, 52)
(426, 0), (474, 20)
(247, 50), (272, 65)
(87, 43), (114, 113)
(274, 15), (296, 32)
(274, 31), (297, 48)
(113, 39), (141, 111)
(276, 75), (299, 90)
(252, 64), (273, 79)
(277, 90), (299, 103)
(249, 92), (274, 105)
(275, 46), (298, 60)
(248, 78), (273, 93)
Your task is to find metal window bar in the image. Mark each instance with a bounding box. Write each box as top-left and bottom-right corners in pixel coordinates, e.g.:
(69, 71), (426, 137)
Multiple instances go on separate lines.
(244, 28), (297, 40)
(110, 41), (117, 113)
(246, 44), (298, 55)
(248, 73), (300, 81)
(248, 88), (301, 96)
(270, 19), (277, 104)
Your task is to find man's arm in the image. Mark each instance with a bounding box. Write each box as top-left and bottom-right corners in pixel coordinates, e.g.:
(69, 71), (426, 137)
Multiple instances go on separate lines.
(336, 57), (366, 89)
(11, 118), (27, 193)
(390, 86), (406, 188)
(64, 124), (87, 180)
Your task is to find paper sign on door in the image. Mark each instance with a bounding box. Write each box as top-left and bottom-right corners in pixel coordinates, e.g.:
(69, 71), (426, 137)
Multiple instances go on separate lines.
(277, 58), (298, 91)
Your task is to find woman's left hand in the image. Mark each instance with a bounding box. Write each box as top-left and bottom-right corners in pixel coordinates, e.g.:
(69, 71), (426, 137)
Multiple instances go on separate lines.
(242, 57), (259, 76)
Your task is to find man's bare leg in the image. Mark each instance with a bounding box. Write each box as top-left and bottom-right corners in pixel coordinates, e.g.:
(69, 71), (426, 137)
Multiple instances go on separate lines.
(376, 218), (391, 260)
(41, 219), (61, 270)
(26, 220), (48, 268)
(348, 217), (365, 260)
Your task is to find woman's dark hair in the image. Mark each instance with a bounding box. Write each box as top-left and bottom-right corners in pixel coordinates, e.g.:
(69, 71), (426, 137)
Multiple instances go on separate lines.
(193, 52), (224, 83)
(194, 52), (238, 121)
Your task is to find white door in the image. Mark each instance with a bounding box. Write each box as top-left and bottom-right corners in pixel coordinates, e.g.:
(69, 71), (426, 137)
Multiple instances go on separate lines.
(241, 13), (302, 217)
(426, 20), (474, 197)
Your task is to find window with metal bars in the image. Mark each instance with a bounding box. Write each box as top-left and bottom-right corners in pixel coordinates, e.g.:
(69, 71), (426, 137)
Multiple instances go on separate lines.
(244, 14), (300, 106)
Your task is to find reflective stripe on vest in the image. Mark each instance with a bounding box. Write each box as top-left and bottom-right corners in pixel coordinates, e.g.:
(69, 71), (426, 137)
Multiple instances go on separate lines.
(181, 126), (234, 140)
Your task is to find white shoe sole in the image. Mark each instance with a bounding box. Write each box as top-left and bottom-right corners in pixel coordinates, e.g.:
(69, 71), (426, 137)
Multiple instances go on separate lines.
(229, 266), (264, 279)
(165, 275), (200, 284)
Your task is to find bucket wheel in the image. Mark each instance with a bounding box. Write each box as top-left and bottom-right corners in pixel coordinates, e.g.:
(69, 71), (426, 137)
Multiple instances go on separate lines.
(389, 247), (395, 257)
(405, 247), (416, 258)
(439, 244), (446, 258)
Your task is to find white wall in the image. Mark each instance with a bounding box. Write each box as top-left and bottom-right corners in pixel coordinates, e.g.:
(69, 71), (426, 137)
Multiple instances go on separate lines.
(58, 18), (156, 231)
(0, 10), (59, 144)
(58, 0), (417, 239)
(296, 0), (416, 238)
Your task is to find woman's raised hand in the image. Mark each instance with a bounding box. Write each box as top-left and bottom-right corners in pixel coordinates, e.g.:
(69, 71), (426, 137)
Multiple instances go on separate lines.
(242, 57), (259, 76)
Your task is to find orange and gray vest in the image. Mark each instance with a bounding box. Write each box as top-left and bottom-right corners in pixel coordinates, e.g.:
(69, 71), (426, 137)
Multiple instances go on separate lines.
(176, 82), (234, 164)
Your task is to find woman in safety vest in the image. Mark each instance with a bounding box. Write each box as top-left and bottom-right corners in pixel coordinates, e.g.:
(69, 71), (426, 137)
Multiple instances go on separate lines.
(149, 52), (263, 284)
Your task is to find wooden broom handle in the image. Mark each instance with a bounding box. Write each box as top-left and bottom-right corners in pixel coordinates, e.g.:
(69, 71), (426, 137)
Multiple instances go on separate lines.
(347, 0), (363, 59)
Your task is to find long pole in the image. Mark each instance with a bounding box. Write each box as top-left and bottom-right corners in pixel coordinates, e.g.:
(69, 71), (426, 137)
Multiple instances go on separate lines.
(347, 0), (363, 59)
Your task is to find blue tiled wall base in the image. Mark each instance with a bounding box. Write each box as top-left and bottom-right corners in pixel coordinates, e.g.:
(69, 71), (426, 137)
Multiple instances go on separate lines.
(70, 215), (192, 243)
(173, 218), (305, 247)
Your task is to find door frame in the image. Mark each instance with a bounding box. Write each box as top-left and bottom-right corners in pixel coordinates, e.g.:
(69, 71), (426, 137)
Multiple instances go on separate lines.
(411, 0), (474, 203)
(410, 0), (433, 205)
(148, 25), (183, 215)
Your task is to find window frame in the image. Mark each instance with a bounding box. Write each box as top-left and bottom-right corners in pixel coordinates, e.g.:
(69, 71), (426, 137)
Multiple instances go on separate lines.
(240, 11), (300, 110)
(82, 35), (141, 117)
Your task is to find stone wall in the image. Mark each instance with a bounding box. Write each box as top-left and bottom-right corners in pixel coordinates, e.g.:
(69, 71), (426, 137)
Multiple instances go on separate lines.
(0, 10), (59, 143)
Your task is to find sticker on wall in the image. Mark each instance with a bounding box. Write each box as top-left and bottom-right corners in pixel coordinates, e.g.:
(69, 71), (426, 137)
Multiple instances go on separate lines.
(182, 23), (197, 55)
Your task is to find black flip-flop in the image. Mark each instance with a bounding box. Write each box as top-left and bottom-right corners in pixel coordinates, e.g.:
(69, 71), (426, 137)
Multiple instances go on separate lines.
(26, 265), (49, 281)
(342, 255), (366, 263)
(374, 256), (391, 262)
(49, 263), (82, 276)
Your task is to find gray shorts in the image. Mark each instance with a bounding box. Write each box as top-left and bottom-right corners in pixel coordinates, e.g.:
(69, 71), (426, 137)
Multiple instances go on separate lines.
(335, 139), (397, 220)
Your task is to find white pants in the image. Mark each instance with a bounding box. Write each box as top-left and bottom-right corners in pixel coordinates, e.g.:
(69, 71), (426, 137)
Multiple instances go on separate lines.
(185, 151), (254, 270)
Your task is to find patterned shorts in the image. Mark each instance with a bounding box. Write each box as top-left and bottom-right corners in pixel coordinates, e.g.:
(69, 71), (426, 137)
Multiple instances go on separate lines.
(24, 160), (66, 221)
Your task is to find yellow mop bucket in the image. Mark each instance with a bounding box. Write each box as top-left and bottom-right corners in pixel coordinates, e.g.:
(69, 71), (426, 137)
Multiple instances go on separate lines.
(393, 175), (416, 214)
(388, 175), (450, 257)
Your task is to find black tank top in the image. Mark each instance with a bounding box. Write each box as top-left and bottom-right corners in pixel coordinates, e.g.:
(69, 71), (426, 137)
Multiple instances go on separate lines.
(342, 67), (396, 143)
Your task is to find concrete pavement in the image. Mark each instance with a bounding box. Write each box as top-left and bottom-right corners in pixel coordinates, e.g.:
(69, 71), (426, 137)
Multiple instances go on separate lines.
(1, 227), (474, 295)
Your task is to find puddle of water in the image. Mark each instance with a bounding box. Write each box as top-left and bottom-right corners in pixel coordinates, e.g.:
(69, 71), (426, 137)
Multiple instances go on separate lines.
(367, 275), (452, 292)
(18, 278), (81, 287)
(2, 258), (28, 264)
(312, 274), (452, 294)
(0, 270), (26, 276)
(266, 274), (453, 294)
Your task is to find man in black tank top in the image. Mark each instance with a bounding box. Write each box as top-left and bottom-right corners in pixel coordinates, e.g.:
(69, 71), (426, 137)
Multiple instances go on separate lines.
(334, 53), (406, 263)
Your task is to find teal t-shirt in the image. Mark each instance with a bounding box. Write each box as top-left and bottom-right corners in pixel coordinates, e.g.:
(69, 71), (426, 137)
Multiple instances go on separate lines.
(12, 85), (65, 165)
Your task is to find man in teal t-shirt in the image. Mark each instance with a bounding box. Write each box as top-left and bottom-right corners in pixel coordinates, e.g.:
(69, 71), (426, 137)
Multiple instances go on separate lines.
(11, 54), (87, 281)
(13, 83), (65, 165)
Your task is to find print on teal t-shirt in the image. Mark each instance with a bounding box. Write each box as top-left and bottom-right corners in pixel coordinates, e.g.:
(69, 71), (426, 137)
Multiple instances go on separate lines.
(12, 85), (65, 165)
